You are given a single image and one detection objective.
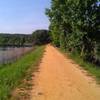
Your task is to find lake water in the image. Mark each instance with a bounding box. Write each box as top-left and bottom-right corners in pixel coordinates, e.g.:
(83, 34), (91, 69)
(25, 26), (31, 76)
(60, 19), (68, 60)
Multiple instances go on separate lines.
(0, 47), (33, 64)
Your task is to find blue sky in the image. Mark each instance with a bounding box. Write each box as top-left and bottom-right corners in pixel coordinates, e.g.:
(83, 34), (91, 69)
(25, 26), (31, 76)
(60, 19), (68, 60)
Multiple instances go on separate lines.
(0, 0), (50, 34)
(97, 1), (100, 6)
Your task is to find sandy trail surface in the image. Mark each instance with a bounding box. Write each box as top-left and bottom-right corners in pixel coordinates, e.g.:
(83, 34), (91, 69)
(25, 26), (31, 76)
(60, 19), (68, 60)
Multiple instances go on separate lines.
(31, 45), (100, 100)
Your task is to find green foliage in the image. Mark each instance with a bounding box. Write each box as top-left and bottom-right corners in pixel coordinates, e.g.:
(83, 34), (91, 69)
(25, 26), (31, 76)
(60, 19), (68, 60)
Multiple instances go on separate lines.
(32, 30), (51, 45)
(0, 46), (45, 100)
(0, 34), (33, 46)
(46, 0), (100, 65)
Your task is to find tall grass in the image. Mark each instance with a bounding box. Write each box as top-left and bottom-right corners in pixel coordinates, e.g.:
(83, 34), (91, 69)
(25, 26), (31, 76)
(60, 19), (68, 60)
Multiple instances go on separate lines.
(69, 52), (100, 82)
(59, 48), (100, 83)
(0, 46), (45, 100)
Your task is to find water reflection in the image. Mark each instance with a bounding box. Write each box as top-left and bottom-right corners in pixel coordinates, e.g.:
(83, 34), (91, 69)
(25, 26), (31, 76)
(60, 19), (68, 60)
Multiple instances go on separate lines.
(0, 47), (33, 64)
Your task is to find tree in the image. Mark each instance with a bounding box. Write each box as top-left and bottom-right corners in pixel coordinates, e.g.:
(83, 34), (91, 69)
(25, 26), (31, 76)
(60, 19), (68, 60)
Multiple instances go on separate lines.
(46, 0), (100, 65)
(32, 30), (50, 45)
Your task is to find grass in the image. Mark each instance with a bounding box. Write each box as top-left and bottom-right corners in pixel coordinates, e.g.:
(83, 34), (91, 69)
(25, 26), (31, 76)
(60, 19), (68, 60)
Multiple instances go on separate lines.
(0, 46), (45, 100)
(59, 48), (100, 83)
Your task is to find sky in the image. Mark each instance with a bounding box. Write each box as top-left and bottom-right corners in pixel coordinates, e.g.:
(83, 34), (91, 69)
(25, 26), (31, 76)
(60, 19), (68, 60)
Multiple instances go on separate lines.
(97, 1), (100, 6)
(0, 0), (51, 34)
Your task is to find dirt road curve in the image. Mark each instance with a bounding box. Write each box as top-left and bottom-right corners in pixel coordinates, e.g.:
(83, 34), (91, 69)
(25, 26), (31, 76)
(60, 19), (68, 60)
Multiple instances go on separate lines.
(31, 45), (100, 100)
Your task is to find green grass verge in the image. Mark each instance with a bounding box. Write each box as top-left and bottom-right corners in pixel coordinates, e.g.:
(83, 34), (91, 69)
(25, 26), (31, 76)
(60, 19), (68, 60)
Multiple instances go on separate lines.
(0, 46), (45, 100)
(59, 48), (100, 83)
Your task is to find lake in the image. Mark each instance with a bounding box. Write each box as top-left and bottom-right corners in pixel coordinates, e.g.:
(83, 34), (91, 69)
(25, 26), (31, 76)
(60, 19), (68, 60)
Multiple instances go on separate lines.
(0, 47), (33, 64)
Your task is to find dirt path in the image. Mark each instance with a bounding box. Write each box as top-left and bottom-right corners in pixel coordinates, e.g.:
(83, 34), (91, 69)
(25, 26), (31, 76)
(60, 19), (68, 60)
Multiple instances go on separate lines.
(31, 45), (100, 100)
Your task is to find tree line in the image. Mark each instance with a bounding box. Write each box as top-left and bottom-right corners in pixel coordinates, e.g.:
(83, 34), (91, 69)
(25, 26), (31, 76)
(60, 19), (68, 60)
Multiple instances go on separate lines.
(0, 33), (33, 47)
(46, 0), (100, 66)
(0, 30), (50, 47)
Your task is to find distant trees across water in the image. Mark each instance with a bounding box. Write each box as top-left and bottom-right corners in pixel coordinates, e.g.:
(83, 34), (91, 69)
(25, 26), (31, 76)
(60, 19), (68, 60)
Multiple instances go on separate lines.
(0, 34), (33, 47)
(0, 30), (50, 47)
